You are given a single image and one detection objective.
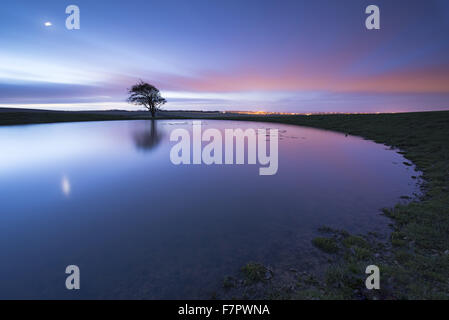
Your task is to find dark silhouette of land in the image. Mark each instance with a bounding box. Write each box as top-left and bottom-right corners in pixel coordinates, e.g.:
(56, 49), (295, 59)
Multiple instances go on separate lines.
(0, 107), (228, 126)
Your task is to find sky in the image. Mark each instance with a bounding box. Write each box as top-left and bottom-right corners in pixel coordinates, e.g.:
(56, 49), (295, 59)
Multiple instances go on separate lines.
(0, 0), (449, 113)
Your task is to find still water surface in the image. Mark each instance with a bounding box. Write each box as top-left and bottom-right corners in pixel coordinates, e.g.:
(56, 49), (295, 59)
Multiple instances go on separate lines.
(0, 120), (420, 298)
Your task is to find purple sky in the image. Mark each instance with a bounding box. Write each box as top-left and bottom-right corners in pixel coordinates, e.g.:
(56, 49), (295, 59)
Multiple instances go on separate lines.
(1, 0), (449, 112)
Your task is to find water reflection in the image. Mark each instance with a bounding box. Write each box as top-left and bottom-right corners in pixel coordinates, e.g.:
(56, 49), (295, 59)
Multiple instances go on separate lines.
(133, 120), (162, 151)
(61, 175), (71, 196)
(0, 120), (421, 299)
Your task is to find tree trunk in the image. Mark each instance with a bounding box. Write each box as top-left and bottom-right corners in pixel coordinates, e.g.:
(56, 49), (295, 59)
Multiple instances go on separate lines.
(146, 104), (155, 118)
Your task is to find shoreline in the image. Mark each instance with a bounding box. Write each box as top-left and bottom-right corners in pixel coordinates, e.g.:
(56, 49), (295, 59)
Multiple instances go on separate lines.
(1, 108), (448, 299)
(0, 108), (246, 126)
(210, 111), (449, 299)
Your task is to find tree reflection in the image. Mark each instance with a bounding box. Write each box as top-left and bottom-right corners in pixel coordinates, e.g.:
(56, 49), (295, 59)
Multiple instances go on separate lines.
(133, 119), (162, 151)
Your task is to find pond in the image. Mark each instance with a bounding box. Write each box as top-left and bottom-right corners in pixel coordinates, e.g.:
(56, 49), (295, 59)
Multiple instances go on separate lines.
(0, 119), (420, 298)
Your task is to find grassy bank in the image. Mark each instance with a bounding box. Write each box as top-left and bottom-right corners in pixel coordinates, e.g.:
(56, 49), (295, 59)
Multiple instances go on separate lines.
(213, 111), (449, 299)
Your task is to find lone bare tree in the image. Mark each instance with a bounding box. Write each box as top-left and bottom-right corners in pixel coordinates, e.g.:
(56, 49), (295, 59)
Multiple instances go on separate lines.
(127, 81), (166, 118)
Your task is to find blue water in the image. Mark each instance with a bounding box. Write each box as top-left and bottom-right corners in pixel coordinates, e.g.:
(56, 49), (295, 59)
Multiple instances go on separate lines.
(0, 120), (420, 298)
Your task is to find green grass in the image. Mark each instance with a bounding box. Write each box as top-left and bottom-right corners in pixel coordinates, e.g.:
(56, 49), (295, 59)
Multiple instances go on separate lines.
(342, 235), (370, 249)
(312, 237), (339, 254)
(241, 262), (268, 283)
